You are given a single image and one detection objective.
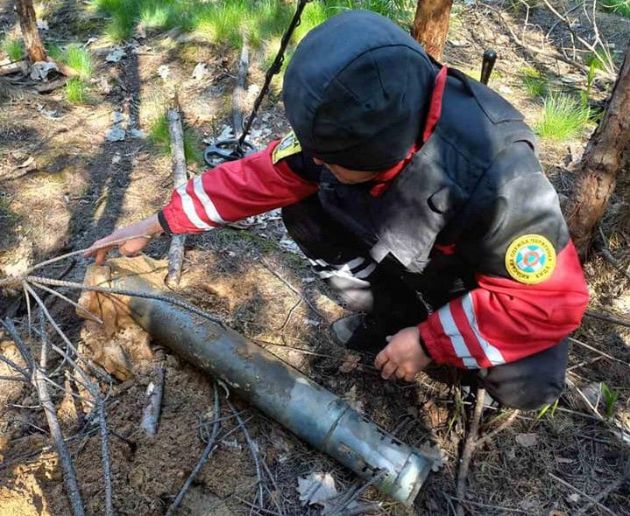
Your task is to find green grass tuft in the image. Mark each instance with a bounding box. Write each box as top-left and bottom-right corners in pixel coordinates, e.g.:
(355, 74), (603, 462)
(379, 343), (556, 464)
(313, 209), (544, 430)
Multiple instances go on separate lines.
(521, 66), (548, 98)
(535, 93), (591, 141)
(65, 78), (89, 104)
(2, 38), (24, 61)
(149, 113), (202, 165)
(602, 0), (630, 17)
(91, 0), (415, 49)
(62, 44), (93, 80)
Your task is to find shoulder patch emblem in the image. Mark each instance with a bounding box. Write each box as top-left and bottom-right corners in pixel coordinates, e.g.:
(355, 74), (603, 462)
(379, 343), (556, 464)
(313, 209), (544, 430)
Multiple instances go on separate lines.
(505, 234), (556, 284)
(272, 131), (301, 164)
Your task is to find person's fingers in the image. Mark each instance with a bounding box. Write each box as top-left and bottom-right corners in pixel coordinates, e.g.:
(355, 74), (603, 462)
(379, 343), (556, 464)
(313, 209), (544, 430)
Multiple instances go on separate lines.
(94, 247), (110, 266)
(374, 349), (389, 369)
(404, 372), (416, 382)
(395, 368), (407, 380)
(381, 360), (397, 380)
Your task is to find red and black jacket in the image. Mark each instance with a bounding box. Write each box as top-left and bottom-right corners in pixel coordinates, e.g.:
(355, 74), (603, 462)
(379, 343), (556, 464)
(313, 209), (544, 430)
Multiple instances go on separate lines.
(159, 69), (588, 370)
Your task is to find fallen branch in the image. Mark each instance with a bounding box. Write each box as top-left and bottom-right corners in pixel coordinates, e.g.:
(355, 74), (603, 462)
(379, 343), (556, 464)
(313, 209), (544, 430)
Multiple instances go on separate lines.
(455, 387), (486, 516)
(584, 309), (630, 328)
(140, 366), (165, 437)
(548, 472), (617, 516)
(166, 383), (221, 516)
(227, 396), (264, 508)
(35, 313), (85, 516)
(165, 102), (188, 287)
(568, 337), (630, 368)
(574, 461), (630, 515)
(480, 3), (616, 81)
(475, 410), (520, 449)
(232, 34), (250, 136)
(0, 60), (28, 76)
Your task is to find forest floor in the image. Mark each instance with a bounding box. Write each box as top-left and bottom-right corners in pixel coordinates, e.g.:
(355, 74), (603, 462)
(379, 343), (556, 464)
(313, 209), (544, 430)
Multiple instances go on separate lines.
(0, 1), (629, 515)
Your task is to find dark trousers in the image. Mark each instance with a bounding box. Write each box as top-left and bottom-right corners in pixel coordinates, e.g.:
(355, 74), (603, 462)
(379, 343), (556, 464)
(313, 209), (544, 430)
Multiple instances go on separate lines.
(282, 195), (568, 410)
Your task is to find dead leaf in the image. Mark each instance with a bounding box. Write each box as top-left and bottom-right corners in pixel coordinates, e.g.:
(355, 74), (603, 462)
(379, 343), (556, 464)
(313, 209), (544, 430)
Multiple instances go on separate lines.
(297, 472), (338, 507)
(515, 433), (538, 447)
(338, 353), (361, 373)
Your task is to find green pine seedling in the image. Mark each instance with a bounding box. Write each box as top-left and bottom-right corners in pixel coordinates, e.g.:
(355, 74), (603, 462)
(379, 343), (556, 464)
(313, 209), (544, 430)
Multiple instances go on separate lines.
(600, 383), (619, 419)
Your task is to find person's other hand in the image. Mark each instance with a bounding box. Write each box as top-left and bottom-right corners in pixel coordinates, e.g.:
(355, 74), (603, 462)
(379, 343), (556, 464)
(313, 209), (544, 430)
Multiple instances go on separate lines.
(84, 214), (164, 265)
(374, 326), (431, 382)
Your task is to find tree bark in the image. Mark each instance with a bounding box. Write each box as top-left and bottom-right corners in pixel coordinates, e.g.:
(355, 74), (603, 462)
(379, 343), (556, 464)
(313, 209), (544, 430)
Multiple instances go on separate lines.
(165, 102), (188, 287)
(566, 42), (630, 258)
(15, 0), (47, 62)
(412, 0), (453, 61)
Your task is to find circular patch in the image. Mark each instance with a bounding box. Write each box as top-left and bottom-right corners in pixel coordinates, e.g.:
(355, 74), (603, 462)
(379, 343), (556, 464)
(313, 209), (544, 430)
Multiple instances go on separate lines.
(505, 234), (557, 284)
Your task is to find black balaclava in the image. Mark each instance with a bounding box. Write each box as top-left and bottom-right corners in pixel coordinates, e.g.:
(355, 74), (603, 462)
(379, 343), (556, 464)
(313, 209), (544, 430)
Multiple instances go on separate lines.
(282, 10), (438, 171)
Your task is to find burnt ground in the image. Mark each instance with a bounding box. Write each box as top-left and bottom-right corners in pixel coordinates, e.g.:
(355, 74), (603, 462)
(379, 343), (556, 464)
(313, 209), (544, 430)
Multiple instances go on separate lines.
(0, 2), (629, 515)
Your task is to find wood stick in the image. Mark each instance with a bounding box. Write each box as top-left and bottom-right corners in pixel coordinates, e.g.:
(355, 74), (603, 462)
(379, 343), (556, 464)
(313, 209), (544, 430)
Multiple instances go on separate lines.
(232, 35), (250, 136)
(97, 399), (114, 516)
(548, 473), (617, 516)
(584, 309), (630, 328)
(34, 314), (86, 516)
(568, 337), (630, 368)
(574, 470), (629, 516)
(227, 396), (264, 507)
(140, 366), (165, 437)
(165, 103), (188, 287)
(475, 410), (520, 449)
(0, 60), (28, 76)
(166, 383), (221, 515)
(456, 387), (486, 516)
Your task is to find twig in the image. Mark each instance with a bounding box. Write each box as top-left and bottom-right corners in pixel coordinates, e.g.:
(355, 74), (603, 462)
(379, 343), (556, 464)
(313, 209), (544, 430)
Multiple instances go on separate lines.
(166, 383), (221, 516)
(227, 396), (264, 508)
(475, 410), (520, 449)
(0, 351), (31, 379)
(34, 312), (85, 516)
(97, 399), (114, 516)
(259, 258), (323, 320)
(24, 283), (115, 513)
(260, 458), (286, 516)
(30, 282), (104, 324)
(479, 3), (616, 81)
(456, 387), (486, 516)
(584, 309), (630, 328)
(235, 497), (282, 516)
(232, 34), (250, 136)
(574, 469), (629, 515)
(165, 101), (188, 287)
(2, 318), (34, 371)
(26, 276), (226, 328)
(323, 471), (386, 515)
(0, 375), (29, 382)
(140, 366), (165, 437)
(548, 473), (617, 516)
(448, 495), (529, 514)
(568, 337), (630, 368)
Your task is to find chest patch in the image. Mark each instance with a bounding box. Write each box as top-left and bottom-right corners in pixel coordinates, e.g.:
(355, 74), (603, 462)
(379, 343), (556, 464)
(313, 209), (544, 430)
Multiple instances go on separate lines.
(505, 234), (556, 284)
(272, 131), (301, 164)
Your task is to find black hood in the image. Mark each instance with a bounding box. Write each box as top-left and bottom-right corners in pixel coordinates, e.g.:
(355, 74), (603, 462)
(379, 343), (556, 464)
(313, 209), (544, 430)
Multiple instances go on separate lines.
(282, 10), (437, 171)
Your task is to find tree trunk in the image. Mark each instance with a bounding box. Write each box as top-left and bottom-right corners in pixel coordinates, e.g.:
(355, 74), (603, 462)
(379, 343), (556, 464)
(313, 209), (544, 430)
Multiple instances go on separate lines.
(566, 42), (630, 258)
(412, 0), (453, 61)
(15, 0), (47, 62)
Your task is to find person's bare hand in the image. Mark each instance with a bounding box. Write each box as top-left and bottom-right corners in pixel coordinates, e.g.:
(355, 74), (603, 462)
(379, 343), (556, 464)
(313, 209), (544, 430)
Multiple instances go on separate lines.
(374, 326), (431, 382)
(84, 214), (164, 265)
